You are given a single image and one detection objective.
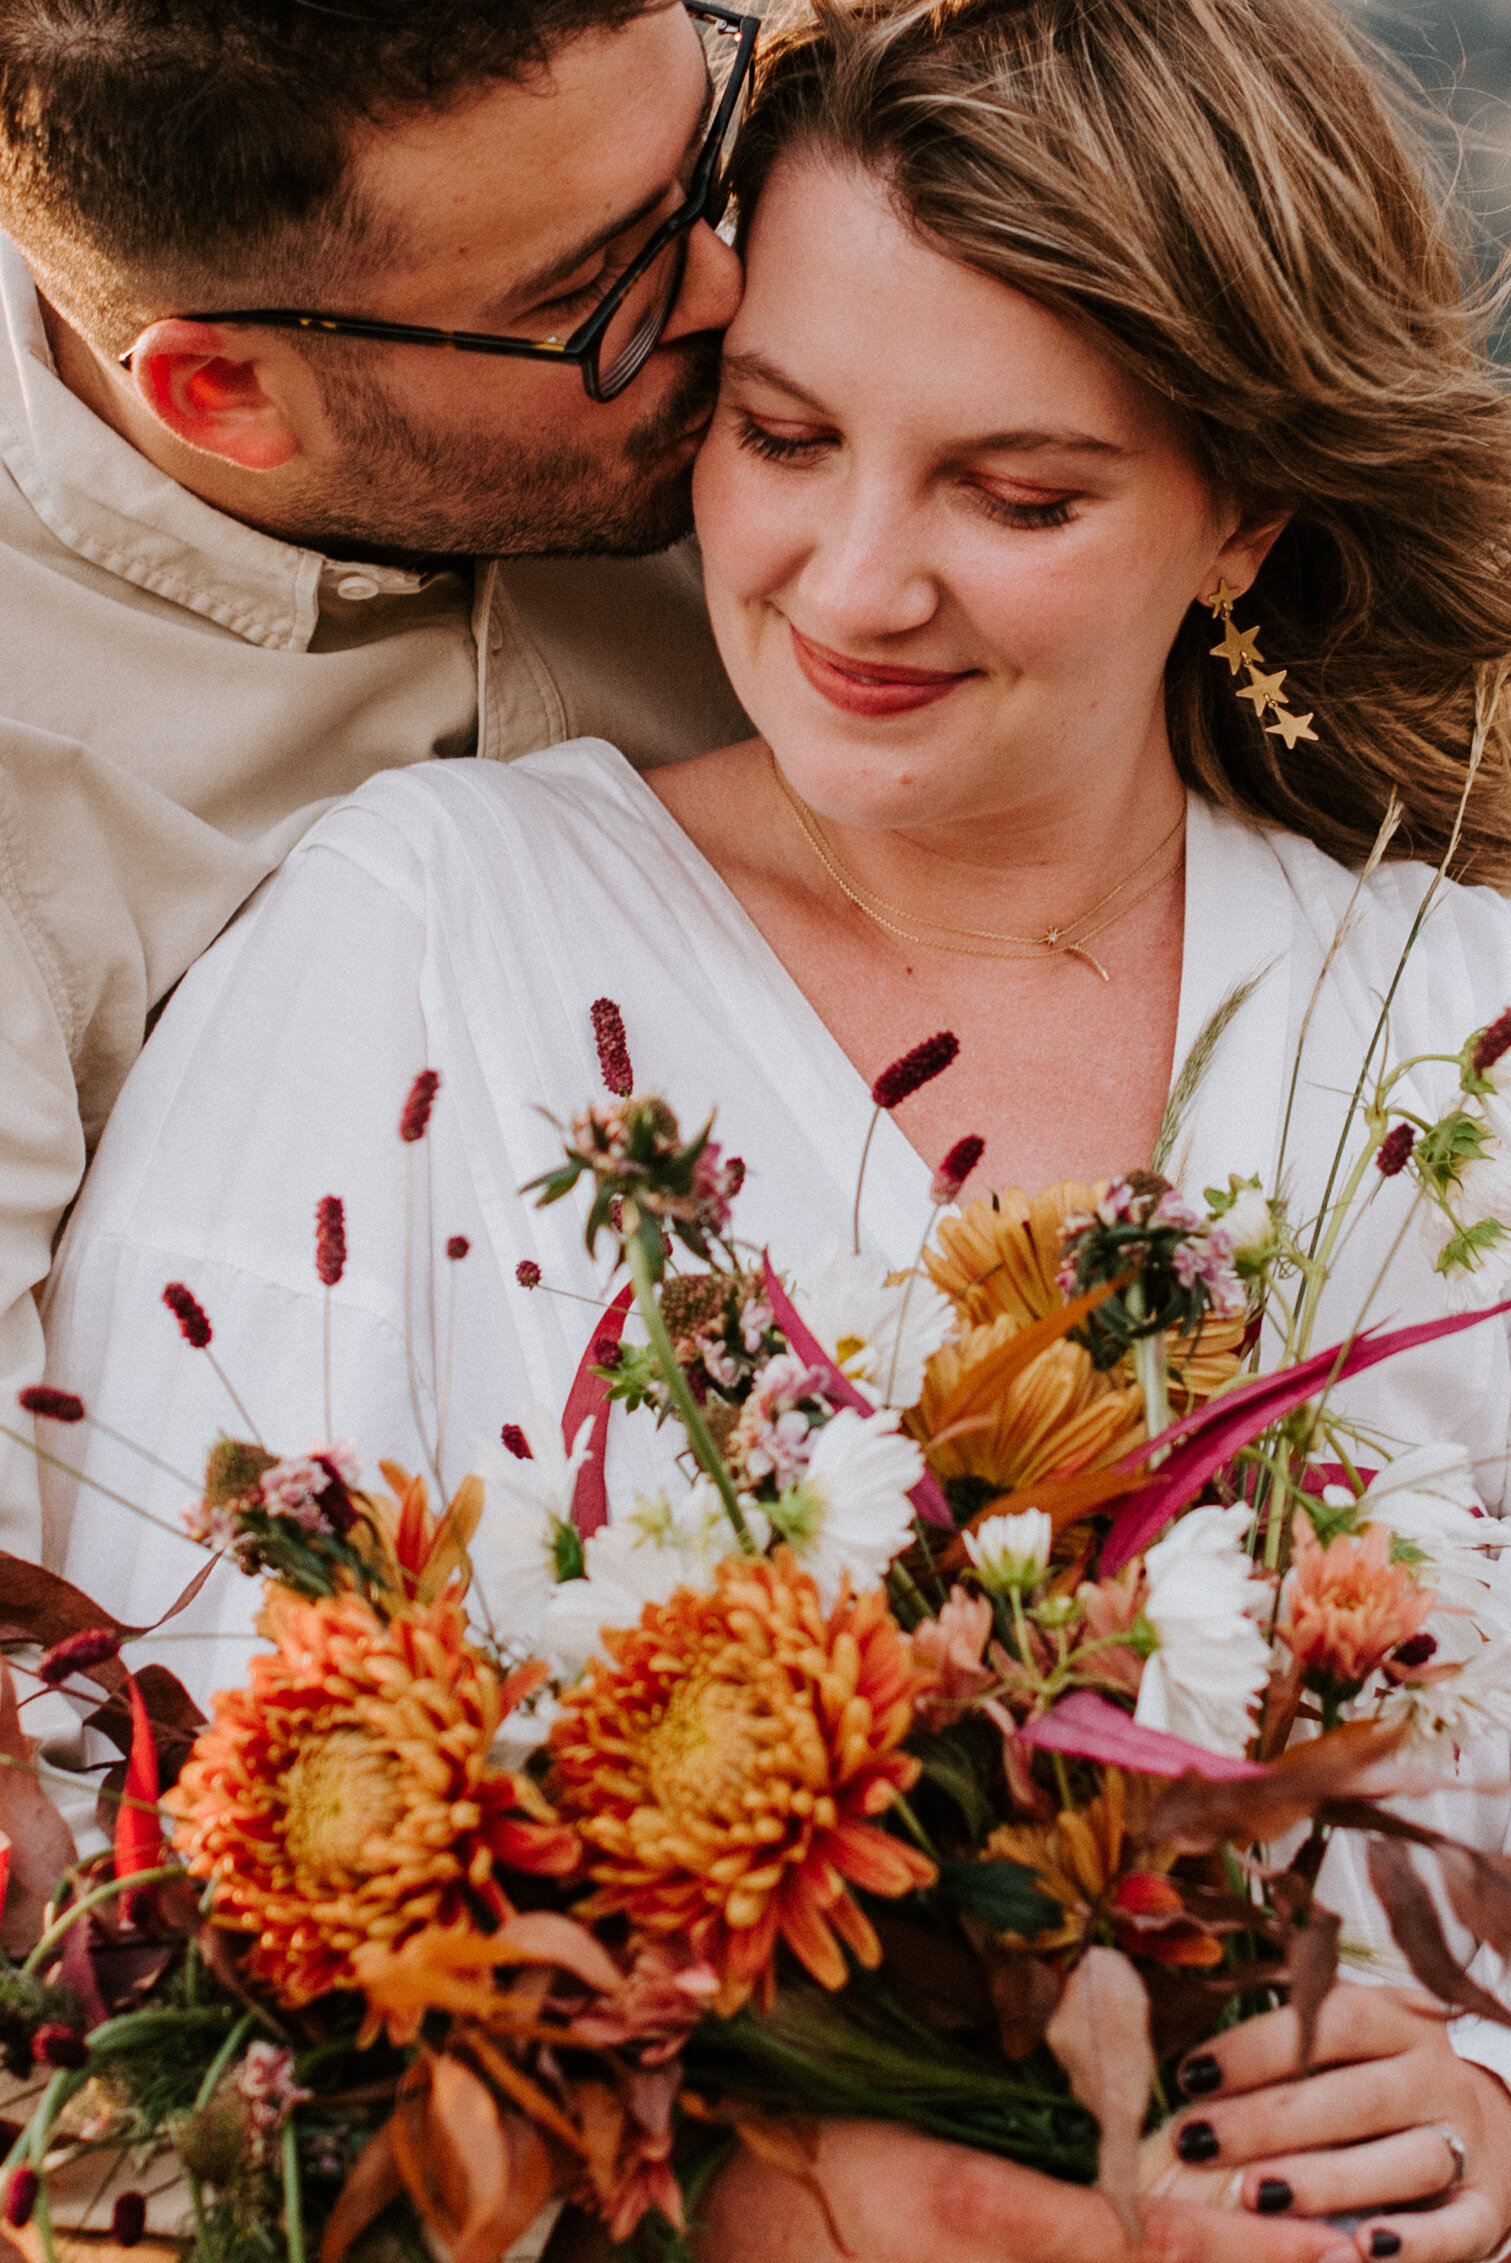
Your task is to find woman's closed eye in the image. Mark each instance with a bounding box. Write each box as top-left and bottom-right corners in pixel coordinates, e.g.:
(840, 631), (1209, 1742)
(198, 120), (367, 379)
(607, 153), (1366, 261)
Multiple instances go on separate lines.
(968, 483), (1078, 531)
(735, 411), (835, 464)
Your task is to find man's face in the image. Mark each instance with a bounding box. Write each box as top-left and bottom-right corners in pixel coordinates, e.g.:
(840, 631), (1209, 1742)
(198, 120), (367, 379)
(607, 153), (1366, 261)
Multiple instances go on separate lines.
(264, 4), (741, 557)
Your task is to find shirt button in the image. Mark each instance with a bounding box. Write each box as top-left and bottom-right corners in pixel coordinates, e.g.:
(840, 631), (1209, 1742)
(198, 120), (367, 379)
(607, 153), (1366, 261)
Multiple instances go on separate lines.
(335, 573), (382, 601)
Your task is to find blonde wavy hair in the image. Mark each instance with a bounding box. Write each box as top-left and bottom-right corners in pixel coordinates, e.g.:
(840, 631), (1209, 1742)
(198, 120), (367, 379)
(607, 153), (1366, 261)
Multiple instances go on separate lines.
(732, 0), (1511, 883)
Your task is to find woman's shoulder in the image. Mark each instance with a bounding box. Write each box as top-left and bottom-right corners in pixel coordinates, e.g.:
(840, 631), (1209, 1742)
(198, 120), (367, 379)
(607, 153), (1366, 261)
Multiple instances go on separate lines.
(282, 751), (651, 900)
(1199, 794), (1511, 1018)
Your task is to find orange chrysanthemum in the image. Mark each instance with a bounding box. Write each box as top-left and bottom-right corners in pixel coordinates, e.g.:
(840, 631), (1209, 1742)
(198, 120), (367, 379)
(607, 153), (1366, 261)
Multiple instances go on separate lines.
(165, 1587), (579, 2005)
(985, 1770), (1222, 1968)
(547, 1553), (936, 2013)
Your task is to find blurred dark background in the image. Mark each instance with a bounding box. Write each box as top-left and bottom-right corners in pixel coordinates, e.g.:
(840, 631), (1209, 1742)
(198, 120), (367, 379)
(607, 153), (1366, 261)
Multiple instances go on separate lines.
(1348, 0), (1511, 280)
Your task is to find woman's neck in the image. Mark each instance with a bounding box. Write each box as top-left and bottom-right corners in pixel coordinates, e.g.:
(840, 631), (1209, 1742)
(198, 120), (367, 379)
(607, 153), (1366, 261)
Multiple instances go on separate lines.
(774, 747), (1189, 952)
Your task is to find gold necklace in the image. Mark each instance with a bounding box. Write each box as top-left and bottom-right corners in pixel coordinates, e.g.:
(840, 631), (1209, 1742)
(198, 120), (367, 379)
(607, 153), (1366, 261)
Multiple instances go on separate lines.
(771, 756), (1185, 984)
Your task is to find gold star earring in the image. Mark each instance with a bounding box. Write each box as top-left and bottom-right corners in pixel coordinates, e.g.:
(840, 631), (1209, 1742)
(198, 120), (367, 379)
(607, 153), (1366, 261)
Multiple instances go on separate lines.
(1202, 583), (1318, 751)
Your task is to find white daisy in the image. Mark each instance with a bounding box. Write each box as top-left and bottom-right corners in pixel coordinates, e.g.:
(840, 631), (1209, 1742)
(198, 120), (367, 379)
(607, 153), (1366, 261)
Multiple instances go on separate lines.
(794, 1252), (954, 1410)
(963, 1509), (1053, 1594)
(540, 1479), (768, 1672)
(768, 1406), (921, 1605)
(472, 1406), (594, 1642)
(1356, 1445), (1511, 1640)
(1134, 1505), (1271, 1758)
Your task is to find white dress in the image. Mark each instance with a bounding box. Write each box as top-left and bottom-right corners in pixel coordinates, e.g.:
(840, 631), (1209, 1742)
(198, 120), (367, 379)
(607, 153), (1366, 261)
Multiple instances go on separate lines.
(34, 739), (1511, 2088)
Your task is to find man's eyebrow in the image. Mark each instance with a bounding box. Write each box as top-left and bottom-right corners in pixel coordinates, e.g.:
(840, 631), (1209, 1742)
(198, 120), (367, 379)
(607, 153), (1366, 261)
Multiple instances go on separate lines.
(722, 351), (1127, 456)
(494, 70), (715, 316)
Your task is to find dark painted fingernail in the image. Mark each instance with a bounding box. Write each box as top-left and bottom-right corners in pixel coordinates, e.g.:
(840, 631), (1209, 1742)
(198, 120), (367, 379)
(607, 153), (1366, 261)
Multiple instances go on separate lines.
(1176, 2121), (1220, 2164)
(1180, 2053), (1222, 2096)
(1254, 2180), (1292, 2215)
(1369, 2236), (1402, 2259)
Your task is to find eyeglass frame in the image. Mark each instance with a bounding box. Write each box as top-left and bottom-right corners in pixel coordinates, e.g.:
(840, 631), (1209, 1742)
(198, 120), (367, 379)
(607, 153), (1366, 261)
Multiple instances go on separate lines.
(117, 0), (760, 403)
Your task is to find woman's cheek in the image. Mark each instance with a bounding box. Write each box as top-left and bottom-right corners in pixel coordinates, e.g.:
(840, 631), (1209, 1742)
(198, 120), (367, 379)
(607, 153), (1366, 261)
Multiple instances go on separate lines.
(693, 431), (805, 604)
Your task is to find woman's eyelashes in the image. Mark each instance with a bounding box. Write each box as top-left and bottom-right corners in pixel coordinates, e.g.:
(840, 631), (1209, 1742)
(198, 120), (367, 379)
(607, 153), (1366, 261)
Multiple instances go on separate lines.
(732, 415), (1080, 530)
(969, 485), (1077, 530)
(734, 412), (833, 463)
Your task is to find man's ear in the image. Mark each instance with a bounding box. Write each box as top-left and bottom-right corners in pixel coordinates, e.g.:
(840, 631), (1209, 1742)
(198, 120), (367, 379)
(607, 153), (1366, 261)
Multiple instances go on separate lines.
(125, 320), (301, 470)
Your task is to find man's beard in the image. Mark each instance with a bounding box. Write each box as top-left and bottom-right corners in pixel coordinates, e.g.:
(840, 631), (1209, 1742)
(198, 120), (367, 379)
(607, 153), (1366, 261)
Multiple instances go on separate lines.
(284, 336), (720, 561)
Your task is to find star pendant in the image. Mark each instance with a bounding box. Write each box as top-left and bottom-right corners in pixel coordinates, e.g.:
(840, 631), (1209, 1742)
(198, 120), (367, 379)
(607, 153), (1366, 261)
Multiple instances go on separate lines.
(1265, 707), (1319, 749)
(1236, 666), (1288, 714)
(1203, 579), (1242, 616)
(1209, 617), (1265, 676)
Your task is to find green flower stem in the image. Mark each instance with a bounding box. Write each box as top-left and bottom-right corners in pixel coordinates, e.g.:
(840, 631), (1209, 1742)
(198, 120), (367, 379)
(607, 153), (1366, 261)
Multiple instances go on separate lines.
(32, 2173), (60, 2263)
(625, 1227), (753, 1553)
(188, 2173), (214, 2263)
(852, 1106), (882, 1257)
(282, 2116), (307, 2263)
(21, 1866), (182, 1976)
(194, 2011), (257, 2112)
(887, 1792), (940, 1865)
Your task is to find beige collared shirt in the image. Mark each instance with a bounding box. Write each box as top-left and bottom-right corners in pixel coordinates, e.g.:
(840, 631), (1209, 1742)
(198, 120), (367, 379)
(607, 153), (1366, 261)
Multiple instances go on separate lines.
(0, 233), (747, 1560)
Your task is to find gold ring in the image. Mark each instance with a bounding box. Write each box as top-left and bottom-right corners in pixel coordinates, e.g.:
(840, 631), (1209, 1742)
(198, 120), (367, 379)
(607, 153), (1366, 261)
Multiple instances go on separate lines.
(1432, 2123), (1468, 2191)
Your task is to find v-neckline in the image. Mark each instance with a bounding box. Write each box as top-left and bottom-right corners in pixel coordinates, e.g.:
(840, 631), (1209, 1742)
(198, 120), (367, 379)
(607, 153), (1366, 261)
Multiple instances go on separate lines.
(548, 743), (1297, 1226)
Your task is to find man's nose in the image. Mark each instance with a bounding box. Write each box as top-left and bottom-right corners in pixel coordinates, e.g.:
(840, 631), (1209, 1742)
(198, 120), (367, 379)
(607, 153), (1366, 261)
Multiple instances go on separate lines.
(661, 218), (743, 342)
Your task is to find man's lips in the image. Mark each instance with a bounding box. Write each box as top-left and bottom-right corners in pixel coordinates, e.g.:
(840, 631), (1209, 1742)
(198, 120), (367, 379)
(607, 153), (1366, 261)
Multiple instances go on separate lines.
(788, 624), (976, 717)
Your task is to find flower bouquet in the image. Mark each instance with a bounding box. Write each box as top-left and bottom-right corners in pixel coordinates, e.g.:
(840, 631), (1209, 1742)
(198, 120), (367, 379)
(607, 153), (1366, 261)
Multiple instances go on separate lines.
(8, 940), (1511, 2263)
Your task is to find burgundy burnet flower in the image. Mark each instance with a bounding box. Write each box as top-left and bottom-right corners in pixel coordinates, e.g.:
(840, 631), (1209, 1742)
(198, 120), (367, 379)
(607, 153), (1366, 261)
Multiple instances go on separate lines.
(5, 2167), (38, 2229)
(31, 2024), (88, 2070)
(37, 1626), (122, 1686)
(398, 1068), (441, 1143)
(591, 997), (634, 1098)
(1473, 1007), (1511, 1077)
(930, 1134), (985, 1205)
(314, 1195), (346, 1287)
(871, 1031), (960, 1110)
(446, 1235), (470, 1261)
(516, 1260), (542, 1289)
(162, 1282), (212, 1348)
(1376, 1123), (1417, 1178)
(111, 2193), (147, 2248)
(593, 1336), (623, 1370)
(17, 1384), (84, 1422)
(500, 1423), (532, 1460)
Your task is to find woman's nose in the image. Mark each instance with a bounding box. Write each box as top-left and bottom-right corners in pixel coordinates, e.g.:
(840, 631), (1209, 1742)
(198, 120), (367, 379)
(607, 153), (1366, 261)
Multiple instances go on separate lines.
(797, 488), (939, 642)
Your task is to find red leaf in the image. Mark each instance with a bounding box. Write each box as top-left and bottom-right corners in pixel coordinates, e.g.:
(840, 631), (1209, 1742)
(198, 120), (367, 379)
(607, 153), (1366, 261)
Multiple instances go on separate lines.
(1017, 1691), (1268, 1781)
(83, 1664), (205, 1792)
(113, 1673), (164, 1916)
(762, 1252), (952, 1528)
(1099, 1301), (1511, 1574)
(1366, 1837), (1511, 2027)
(0, 1659), (77, 1900)
(564, 1283), (634, 1537)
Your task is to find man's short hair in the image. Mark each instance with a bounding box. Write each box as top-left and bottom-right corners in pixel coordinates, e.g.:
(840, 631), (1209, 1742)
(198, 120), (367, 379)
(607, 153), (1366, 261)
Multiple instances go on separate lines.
(0, 0), (650, 347)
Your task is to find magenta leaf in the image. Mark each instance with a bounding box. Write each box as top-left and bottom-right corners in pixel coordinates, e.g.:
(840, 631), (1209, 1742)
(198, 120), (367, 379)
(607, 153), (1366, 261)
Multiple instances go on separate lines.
(1017, 1690), (1268, 1781)
(564, 1283), (635, 1538)
(1098, 1300), (1511, 1575)
(762, 1253), (953, 1528)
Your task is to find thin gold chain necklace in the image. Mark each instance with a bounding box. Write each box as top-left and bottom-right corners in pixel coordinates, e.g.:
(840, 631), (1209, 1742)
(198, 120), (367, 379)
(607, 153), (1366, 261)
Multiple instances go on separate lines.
(771, 755), (1185, 984)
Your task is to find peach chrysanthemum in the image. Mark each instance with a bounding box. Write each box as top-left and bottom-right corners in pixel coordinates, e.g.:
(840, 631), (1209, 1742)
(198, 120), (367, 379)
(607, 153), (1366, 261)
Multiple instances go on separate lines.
(164, 1587), (579, 2005)
(1280, 1517), (1434, 1696)
(547, 1552), (935, 2013)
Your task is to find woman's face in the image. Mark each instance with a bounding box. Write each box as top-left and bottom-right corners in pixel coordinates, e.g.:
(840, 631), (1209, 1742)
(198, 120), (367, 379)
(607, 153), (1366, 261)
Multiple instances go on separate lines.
(694, 153), (1269, 833)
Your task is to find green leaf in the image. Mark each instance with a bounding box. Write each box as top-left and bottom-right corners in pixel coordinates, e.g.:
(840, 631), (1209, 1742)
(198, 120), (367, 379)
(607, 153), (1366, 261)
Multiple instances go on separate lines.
(916, 1741), (996, 1841)
(938, 1858), (1062, 1937)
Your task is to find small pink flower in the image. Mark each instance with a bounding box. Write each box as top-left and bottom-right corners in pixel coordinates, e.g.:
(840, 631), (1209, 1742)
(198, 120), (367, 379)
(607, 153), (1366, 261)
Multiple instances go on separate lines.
(913, 1588), (995, 1728)
(314, 1195), (346, 1287)
(591, 998), (635, 1097)
(17, 1385), (84, 1422)
(871, 1031), (960, 1109)
(163, 1282), (212, 1348)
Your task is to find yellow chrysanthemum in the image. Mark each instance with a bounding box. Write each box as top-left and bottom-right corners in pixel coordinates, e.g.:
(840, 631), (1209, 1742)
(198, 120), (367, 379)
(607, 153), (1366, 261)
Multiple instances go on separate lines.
(923, 1187), (1242, 1458)
(165, 1588), (579, 2005)
(547, 1552), (935, 2014)
(917, 1320), (1142, 1489)
(986, 1771), (1220, 1968)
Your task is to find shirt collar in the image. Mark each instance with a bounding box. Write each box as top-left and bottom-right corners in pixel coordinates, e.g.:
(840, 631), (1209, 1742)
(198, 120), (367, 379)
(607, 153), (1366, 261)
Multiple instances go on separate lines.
(0, 238), (438, 652)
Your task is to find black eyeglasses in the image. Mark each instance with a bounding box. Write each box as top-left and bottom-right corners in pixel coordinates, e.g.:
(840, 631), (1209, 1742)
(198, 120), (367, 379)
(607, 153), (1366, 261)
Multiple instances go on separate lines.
(120, 0), (759, 403)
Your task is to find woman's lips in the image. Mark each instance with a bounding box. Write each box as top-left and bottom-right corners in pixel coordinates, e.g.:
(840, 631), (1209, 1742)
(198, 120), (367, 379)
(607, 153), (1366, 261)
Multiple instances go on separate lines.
(789, 624), (976, 717)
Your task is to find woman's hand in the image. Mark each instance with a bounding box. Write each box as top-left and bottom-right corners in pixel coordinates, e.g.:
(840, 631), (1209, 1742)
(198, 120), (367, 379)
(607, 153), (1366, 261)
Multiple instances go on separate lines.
(1166, 1985), (1511, 2261)
(691, 2118), (1344, 2262)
